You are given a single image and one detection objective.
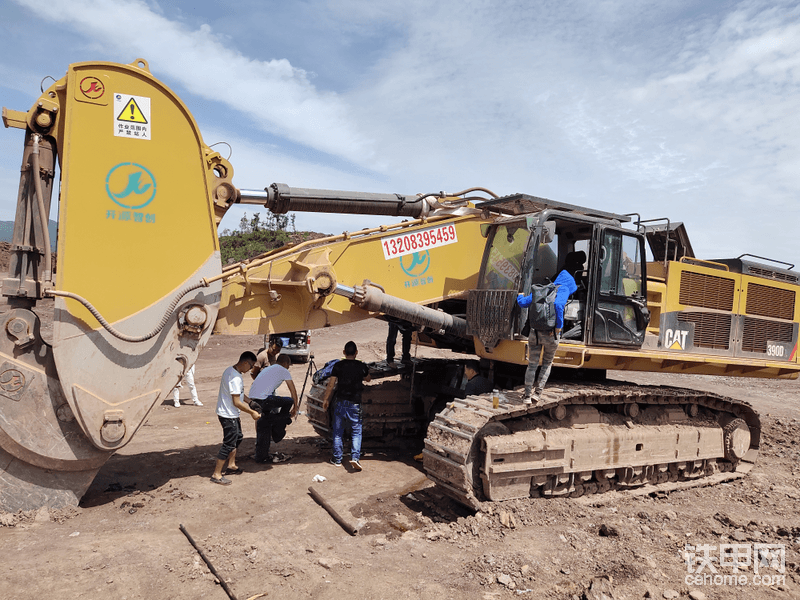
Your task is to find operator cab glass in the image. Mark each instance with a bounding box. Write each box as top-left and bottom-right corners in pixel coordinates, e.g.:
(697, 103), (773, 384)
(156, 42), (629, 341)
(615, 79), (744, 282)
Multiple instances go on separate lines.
(473, 214), (648, 350)
(591, 227), (648, 345)
(480, 223), (530, 291)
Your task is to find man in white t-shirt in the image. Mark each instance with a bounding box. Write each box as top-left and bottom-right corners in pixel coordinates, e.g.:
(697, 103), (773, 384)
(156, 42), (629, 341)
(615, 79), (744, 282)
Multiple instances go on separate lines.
(211, 351), (261, 485)
(249, 354), (298, 463)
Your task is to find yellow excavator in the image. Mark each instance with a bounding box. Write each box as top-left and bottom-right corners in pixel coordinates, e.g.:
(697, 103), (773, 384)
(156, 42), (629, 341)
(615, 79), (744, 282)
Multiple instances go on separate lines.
(1, 59), (797, 511)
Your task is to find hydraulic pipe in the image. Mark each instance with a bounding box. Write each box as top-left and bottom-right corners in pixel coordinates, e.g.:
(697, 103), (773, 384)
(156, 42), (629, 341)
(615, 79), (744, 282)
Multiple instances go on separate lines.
(239, 183), (432, 218)
(30, 135), (52, 282)
(334, 283), (468, 338)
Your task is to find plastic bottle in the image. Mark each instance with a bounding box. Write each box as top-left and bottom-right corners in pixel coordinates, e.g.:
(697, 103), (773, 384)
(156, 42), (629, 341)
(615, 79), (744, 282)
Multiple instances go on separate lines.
(492, 389), (500, 409)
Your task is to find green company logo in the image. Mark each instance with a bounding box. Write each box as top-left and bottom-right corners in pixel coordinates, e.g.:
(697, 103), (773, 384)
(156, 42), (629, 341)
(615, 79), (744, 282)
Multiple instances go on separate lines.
(401, 251), (430, 277)
(105, 163), (156, 209)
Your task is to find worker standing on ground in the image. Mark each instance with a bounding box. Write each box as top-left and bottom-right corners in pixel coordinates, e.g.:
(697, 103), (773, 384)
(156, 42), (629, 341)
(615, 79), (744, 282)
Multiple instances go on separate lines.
(250, 337), (283, 380)
(517, 268), (577, 405)
(464, 360), (493, 396)
(248, 354), (299, 463)
(321, 341), (371, 470)
(173, 364), (202, 407)
(211, 351), (260, 485)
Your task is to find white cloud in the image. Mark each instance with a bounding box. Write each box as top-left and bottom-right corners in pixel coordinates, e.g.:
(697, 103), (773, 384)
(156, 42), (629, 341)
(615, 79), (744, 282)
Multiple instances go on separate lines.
(12, 0), (373, 166)
(3, 0), (799, 264)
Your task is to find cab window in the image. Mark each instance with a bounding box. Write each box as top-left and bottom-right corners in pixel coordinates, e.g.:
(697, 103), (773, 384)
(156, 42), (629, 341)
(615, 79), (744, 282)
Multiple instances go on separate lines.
(482, 224), (530, 290)
(599, 231), (643, 298)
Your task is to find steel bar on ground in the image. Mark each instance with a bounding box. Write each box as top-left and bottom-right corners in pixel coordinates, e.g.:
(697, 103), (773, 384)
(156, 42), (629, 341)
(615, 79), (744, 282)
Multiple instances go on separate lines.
(179, 524), (238, 600)
(308, 486), (358, 535)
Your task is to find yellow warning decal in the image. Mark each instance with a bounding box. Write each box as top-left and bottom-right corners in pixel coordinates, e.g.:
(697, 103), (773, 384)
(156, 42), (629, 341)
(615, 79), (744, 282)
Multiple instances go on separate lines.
(116, 97), (148, 123)
(669, 340), (683, 350)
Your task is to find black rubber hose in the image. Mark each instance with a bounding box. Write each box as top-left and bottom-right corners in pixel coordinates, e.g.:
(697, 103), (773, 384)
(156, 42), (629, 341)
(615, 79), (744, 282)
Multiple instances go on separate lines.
(48, 280), (207, 343)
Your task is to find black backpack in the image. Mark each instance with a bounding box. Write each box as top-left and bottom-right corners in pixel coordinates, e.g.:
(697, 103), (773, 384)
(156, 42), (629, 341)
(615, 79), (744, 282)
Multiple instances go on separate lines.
(528, 283), (558, 331)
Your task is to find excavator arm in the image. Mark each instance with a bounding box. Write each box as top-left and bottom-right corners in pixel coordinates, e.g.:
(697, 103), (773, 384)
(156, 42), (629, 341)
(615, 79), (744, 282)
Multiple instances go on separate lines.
(0, 59), (494, 511)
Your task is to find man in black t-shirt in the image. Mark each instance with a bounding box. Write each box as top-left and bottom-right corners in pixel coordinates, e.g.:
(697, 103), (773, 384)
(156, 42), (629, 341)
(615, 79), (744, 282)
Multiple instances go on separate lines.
(464, 360), (493, 396)
(321, 341), (371, 470)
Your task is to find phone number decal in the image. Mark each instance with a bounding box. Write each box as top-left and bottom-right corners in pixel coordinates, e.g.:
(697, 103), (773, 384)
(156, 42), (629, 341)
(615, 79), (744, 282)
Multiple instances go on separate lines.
(382, 224), (458, 259)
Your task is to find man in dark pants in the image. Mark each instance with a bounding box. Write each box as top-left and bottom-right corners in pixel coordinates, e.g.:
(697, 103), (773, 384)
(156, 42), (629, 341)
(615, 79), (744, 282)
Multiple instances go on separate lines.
(211, 351), (260, 485)
(248, 354), (298, 463)
(321, 341), (371, 470)
(386, 319), (412, 363)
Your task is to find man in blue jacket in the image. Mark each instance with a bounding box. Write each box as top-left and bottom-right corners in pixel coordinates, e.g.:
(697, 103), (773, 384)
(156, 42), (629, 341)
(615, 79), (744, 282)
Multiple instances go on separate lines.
(517, 268), (578, 405)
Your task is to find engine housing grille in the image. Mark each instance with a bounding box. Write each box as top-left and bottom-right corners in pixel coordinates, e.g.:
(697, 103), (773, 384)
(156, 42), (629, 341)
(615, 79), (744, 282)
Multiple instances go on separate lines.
(679, 271), (735, 312)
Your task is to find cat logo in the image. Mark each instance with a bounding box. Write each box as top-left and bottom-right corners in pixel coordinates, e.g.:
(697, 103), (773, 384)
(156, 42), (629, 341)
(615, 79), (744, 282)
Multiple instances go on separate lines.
(664, 328), (690, 350)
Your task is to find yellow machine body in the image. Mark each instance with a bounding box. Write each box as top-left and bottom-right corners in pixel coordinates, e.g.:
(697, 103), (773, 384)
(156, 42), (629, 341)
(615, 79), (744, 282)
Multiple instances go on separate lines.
(1, 59), (797, 512)
(214, 216), (483, 334)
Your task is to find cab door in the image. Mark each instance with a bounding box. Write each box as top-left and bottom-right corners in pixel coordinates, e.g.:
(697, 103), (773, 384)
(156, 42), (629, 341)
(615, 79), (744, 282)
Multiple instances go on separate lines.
(588, 227), (649, 347)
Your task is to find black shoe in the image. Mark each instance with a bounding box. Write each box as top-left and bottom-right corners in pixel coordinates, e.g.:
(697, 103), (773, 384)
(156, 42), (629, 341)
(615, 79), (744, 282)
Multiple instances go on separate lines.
(272, 425), (287, 443)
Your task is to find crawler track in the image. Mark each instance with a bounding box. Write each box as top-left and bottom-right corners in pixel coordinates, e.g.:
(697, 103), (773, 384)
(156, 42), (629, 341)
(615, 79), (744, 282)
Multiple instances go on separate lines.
(423, 382), (760, 509)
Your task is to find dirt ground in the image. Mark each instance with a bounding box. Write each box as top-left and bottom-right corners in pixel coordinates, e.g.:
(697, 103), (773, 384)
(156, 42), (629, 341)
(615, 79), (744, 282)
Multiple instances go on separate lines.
(1, 318), (799, 600)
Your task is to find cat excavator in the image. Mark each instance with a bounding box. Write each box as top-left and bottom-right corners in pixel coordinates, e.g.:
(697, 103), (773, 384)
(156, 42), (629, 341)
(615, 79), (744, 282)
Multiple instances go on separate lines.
(1, 59), (797, 511)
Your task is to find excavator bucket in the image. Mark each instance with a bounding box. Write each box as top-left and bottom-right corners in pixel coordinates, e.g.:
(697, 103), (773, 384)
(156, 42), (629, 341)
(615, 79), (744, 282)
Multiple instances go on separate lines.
(0, 60), (227, 510)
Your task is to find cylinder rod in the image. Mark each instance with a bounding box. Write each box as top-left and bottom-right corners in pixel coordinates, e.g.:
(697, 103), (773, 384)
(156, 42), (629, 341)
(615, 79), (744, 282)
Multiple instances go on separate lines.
(239, 183), (430, 218)
(335, 283), (468, 338)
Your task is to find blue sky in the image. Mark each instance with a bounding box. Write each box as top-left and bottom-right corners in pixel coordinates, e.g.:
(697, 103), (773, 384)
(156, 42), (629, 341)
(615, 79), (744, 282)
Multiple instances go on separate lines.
(1, 0), (798, 266)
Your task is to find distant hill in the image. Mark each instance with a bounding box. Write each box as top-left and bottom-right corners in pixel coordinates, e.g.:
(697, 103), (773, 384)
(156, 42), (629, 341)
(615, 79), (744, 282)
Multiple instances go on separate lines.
(0, 221), (326, 268)
(219, 229), (328, 264)
(0, 220), (58, 251)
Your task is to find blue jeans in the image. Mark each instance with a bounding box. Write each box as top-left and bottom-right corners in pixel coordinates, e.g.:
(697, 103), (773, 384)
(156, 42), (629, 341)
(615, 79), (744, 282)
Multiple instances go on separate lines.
(332, 399), (362, 463)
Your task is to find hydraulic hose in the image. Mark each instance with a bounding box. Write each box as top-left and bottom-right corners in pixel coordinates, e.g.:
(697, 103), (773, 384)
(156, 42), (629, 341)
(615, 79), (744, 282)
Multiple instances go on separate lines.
(412, 187), (500, 204)
(47, 281), (207, 343)
(30, 134), (52, 282)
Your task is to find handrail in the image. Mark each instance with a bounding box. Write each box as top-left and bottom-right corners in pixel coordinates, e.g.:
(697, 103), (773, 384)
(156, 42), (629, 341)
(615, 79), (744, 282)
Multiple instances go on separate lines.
(638, 217), (672, 270)
(737, 254), (795, 270)
(679, 257), (730, 271)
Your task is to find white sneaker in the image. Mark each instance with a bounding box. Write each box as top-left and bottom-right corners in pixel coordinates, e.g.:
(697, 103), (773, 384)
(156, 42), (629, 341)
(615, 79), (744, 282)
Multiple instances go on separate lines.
(193, 400), (203, 406)
(523, 396), (533, 405)
(173, 401), (180, 407)
(349, 459), (363, 471)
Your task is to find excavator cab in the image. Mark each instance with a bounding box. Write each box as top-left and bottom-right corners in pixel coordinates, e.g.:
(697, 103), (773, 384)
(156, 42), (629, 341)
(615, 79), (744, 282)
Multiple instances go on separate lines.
(470, 195), (649, 352)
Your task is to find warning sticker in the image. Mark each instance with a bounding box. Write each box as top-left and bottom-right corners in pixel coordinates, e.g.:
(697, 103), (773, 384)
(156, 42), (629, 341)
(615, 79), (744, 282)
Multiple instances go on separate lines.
(113, 94), (151, 140)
